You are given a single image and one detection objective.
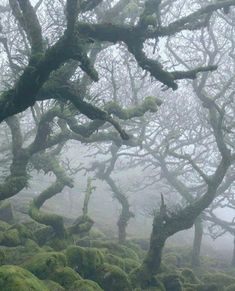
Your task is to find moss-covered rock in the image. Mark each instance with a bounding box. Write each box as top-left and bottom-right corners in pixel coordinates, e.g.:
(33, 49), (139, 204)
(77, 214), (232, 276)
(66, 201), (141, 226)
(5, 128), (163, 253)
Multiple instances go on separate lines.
(105, 253), (125, 269)
(0, 220), (11, 231)
(92, 240), (139, 261)
(180, 268), (200, 284)
(200, 272), (235, 289)
(66, 245), (104, 278)
(43, 280), (65, 291)
(96, 263), (131, 291)
(49, 266), (81, 288)
(3, 239), (41, 265)
(69, 279), (103, 291)
(0, 228), (21, 246)
(23, 251), (67, 279)
(124, 258), (140, 273)
(159, 273), (183, 291)
(0, 265), (49, 290)
(226, 284), (235, 291)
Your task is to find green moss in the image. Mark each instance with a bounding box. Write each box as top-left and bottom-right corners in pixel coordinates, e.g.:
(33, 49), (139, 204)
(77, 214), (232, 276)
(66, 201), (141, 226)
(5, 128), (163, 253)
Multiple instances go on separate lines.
(226, 284), (235, 291)
(33, 226), (54, 245)
(43, 280), (65, 291)
(0, 220), (11, 231)
(0, 265), (48, 290)
(129, 267), (165, 290)
(66, 245), (104, 278)
(105, 253), (125, 269)
(23, 251), (67, 279)
(0, 228), (21, 246)
(3, 240), (41, 265)
(46, 237), (71, 251)
(0, 248), (5, 265)
(49, 266), (81, 288)
(158, 273), (183, 291)
(124, 258), (140, 273)
(180, 268), (200, 284)
(92, 240), (139, 261)
(96, 263), (131, 291)
(70, 279), (103, 291)
(201, 272), (235, 289)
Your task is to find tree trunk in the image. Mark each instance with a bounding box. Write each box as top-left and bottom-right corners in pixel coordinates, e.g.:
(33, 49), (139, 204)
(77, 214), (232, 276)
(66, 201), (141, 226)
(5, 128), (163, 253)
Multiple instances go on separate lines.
(191, 217), (203, 267)
(231, 236), (235, 267)
(117, 217), (127, 243)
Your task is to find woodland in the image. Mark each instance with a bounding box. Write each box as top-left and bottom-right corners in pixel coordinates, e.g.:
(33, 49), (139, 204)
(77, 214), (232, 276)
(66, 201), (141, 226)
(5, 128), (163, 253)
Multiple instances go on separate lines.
(0, 0), (235, 290)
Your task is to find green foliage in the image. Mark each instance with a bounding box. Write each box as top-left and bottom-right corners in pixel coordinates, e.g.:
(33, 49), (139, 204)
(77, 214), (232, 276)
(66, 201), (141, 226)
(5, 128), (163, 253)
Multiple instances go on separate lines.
(0, 265), (49, 290)
(69, 279), (103, 291)
(95, 263), (131, 291)
(49, 266), (81, 288)
(66, 245), (104, 278)
(23, 251), (67, 279)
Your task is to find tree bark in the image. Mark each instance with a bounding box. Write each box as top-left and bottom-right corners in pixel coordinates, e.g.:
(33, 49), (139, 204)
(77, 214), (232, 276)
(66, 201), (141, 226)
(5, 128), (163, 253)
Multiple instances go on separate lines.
(191, 217), (203, 267)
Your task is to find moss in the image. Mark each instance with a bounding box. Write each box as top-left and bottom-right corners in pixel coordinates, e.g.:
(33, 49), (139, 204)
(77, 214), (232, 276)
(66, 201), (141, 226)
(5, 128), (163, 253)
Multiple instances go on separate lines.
(180, 268), (200, 284)
(0, 220), (11, 231)
(124, 241), (145, 259)
(200, 272), (235, 289)
(124, 258), (140, 273)
(10, 224), (34, 242)
(46, 237), (71, 251)
(89, 228), (106, 240)
(163, 254), (179, 268)
(105, 253), (125, 269)
(43, 280), (65, 291)
(0, 228), (21, 246)
(0, 265), (48, 290)
(159, 273), (183, 291)
(23, 251), (67, 279)
(95, 263), (131, 291)
(129, 267), (165, 290)
(69, 279), (103, 291)
(92, 240), (139, 261)
(3, 240), (41, 265)
(66, 245), (104, 278)
(33, 225), (54, 245)
(226, 284), (235, 291)
(0, 248), (5, 265)
(49, 266), (81, 288)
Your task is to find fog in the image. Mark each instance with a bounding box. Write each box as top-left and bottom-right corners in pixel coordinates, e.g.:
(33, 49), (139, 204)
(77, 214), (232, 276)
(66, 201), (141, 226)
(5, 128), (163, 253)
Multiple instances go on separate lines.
(0, 0), (235, 290)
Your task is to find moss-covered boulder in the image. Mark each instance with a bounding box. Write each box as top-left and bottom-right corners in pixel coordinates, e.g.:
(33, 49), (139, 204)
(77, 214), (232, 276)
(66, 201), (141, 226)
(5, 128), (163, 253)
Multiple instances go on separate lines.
(180, 268), (200, 284)
(0, 220), (11, 231)
(96, 263), (131, 291)
(23, 251), (67, 279)
(49, 266), (81, 288)
(159, 273), (183, 291)
(226, 284), (235, 291)
(66, 245), (104, 278)
(69, 279), (103, 291)
(92, 240), (139, 261)
(0, 265), (48, 290)
(43, 280), (65, 291)
(201, 272), (235, 289)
